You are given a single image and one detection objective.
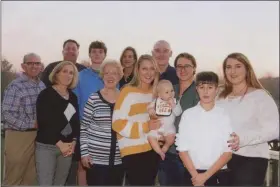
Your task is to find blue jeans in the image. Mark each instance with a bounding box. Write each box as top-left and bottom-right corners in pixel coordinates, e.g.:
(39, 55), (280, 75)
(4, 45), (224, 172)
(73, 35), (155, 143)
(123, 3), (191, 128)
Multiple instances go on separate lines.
(158, 152), (187, 186)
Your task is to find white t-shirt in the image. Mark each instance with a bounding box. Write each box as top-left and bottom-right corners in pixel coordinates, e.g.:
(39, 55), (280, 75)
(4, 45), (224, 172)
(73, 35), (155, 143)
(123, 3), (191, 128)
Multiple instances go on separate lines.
(176, 103), (233, 170)
(216, 89), (279, 159)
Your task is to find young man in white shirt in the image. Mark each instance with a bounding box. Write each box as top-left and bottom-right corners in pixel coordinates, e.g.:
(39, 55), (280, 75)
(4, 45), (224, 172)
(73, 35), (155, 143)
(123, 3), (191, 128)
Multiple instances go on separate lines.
(176, 71), (233, 186)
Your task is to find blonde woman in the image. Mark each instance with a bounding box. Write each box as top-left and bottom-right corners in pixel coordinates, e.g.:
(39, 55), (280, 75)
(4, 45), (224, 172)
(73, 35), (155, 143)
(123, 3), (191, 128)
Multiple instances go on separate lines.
(80, 59), (124, 186)
(217, 53), (279, 186)
(35, 61), (80, 185)
(112, 54), (160, 185)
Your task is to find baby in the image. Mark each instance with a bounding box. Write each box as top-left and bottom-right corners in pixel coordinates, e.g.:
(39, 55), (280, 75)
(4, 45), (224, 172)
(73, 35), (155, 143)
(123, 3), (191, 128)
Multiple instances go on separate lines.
(147, 80), (182, 160)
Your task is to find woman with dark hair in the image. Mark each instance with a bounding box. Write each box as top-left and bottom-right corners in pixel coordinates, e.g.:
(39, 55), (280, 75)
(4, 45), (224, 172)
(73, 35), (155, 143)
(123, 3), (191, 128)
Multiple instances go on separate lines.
(119, 46), (138, 88)
(217, 53), (279, 186)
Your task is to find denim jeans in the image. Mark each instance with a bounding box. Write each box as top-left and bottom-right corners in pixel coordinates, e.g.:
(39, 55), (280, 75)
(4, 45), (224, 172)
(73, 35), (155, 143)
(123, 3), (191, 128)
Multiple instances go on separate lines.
(158, 152), (187, 186)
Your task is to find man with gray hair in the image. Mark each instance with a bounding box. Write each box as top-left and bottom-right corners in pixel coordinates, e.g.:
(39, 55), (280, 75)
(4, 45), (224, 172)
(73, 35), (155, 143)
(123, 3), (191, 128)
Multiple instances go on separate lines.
(2, 53), (45, 185)
(151, 40), (180, 186)
(152, 40), (179, 85)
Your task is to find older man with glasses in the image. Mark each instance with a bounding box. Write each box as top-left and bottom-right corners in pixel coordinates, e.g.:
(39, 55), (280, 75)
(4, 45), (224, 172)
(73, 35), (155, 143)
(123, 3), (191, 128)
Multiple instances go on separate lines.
(2, 53), (46, 185)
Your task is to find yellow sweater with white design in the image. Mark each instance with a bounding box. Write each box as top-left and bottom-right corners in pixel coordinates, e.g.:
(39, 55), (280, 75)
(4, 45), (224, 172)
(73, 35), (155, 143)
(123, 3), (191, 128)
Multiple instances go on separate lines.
(112, 86), (153, 157)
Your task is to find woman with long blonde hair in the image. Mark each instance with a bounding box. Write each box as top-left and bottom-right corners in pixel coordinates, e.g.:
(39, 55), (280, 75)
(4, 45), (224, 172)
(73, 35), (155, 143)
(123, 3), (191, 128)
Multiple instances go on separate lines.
(218, 53), (279, 186)
(112, 54), (160, 185)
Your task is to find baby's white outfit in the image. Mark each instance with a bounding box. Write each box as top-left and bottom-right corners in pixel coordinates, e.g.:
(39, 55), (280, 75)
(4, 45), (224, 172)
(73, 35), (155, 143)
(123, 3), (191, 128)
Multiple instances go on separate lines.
(147, 98), (182, 139)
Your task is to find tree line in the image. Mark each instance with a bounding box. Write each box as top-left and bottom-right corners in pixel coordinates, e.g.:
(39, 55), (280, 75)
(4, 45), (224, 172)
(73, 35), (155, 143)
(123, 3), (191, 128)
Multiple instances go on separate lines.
(1, 58), (279, 107)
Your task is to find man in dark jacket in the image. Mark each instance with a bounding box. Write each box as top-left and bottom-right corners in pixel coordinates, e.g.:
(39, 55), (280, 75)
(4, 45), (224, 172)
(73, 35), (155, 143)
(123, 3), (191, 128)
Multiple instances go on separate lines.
(41, 39), (86, 87)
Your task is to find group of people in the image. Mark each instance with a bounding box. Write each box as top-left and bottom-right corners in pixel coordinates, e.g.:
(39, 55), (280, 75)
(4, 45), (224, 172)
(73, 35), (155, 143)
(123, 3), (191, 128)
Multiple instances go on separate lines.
(2, 39), (279, 186)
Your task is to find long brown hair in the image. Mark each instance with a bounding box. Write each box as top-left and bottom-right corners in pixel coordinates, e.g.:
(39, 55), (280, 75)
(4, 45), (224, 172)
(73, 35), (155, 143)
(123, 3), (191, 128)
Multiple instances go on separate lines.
(129, 54), (160, 92)
(120, 46), (138, 67)
(219, 53), (265, 99)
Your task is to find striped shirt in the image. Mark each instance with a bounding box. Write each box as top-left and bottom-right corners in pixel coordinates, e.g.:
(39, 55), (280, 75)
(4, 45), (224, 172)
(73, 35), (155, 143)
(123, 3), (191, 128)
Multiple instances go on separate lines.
(2, 73), (46, 131)
(80, 91), (122, 166)
(112, 86), (153, 157)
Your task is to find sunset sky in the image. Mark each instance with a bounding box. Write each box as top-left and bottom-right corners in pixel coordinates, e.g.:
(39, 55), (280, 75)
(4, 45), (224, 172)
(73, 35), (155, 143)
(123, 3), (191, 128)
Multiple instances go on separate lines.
(2, 1), (279, 77)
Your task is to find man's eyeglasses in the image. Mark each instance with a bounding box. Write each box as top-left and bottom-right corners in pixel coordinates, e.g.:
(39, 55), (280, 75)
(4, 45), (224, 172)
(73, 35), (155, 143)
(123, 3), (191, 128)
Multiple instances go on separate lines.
(175, 64), (194, 71)
(24, 62), (41, 66)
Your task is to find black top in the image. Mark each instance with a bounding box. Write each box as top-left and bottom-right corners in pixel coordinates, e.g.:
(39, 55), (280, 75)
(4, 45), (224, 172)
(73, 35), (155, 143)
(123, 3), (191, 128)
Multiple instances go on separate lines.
(119, 73), (134, 89)
(160, 65), (179, 85)
(41, 61), (86, 87)
(36, 87), (80, 146)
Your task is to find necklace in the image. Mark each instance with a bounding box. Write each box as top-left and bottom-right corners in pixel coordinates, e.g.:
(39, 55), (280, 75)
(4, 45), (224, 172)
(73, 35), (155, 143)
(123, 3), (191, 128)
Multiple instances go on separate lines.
(228, 85), (248, 102)
(101, 88), (119, 103)
(232, 84), (248, 96)
(53, 86), (69, 99)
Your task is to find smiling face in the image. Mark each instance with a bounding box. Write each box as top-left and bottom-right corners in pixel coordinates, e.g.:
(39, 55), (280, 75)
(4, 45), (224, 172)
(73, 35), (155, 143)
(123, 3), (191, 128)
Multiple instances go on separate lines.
(196, 83), (218, 104)
(225, 58), (247, 86)
(62, 41), (79, 63)
(152, 41), (172, 67)
(121, 49), (136, 68)
(138, 59), (157, 87)
(21, 55), (42, 79)
(103, 64), (121, 89)
(175, 57), (195, 82)
(55, 64), (75, 87)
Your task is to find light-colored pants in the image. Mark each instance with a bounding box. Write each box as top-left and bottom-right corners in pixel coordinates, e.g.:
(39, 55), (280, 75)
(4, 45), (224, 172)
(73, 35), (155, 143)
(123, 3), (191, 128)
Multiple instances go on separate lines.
(35, 142), (72, 185)
(3, 130), (37, 186)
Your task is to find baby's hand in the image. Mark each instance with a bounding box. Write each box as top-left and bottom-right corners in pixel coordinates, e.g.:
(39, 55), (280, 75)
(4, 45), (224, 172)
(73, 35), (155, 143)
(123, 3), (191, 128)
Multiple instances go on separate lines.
(148, 108), (157, 119)
(168, 98), (176, 108)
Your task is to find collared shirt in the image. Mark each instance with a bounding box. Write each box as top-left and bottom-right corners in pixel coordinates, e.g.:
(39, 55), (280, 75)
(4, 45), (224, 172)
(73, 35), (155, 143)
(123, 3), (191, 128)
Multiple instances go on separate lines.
(175, 103), (233, 170)
(2, 73), (46, 131)
(160, 65), (179, 85)
(168, 81), (199, 153)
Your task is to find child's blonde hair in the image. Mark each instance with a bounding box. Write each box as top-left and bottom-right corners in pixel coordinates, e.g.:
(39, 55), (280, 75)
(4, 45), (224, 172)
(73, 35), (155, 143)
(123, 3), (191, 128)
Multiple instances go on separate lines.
(154, 79), (173, 98)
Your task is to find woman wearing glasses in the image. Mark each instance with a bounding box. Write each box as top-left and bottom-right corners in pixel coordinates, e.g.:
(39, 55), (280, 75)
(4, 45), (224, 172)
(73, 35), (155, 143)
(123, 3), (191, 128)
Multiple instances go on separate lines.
(149, 52), (199, 186)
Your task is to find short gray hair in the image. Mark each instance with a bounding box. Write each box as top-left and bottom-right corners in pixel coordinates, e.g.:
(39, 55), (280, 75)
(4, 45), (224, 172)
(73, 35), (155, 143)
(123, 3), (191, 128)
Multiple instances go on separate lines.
(99, 59), (123, 79)
(153, 40), (171, 50)
(23, 53), (41, 63)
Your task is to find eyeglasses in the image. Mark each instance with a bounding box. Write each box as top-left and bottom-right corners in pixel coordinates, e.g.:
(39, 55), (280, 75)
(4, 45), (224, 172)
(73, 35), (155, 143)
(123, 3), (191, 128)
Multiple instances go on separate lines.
(175, 64), (194, 71)
(25, 62), (41, 66)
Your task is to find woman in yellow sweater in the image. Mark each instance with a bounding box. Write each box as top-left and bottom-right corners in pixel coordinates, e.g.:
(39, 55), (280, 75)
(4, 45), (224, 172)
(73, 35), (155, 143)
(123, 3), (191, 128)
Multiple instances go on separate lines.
(112, 54), (160, 185)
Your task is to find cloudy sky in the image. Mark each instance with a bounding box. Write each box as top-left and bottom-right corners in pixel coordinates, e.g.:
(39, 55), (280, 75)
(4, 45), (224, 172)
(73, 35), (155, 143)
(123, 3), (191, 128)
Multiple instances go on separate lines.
(2, 1), (279, 77)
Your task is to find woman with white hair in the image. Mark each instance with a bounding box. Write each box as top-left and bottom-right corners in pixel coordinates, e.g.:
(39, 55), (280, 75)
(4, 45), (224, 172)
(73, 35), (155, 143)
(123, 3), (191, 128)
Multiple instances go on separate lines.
(80, 59), (124, 186)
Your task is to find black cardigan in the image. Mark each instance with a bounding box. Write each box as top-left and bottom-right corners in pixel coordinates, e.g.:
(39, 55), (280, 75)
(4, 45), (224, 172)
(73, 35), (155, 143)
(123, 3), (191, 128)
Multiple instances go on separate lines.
(36, 87), (80, 145)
